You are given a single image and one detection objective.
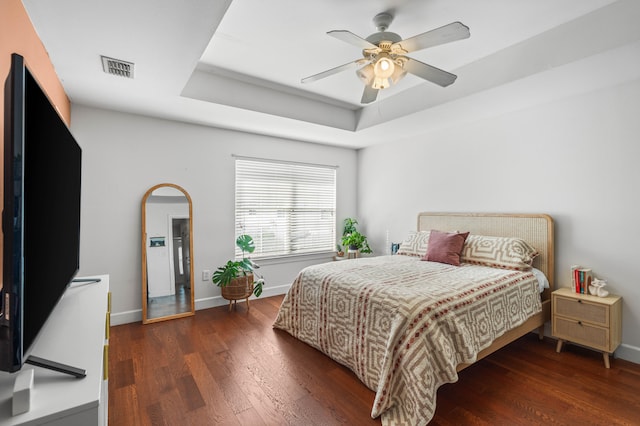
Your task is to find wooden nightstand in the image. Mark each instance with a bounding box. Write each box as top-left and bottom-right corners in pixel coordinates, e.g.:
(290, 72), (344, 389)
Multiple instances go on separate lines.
(552, 287), (622, 368)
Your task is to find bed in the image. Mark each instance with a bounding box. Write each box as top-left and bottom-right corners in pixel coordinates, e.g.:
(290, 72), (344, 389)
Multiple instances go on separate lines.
(273, 212), (554, 425)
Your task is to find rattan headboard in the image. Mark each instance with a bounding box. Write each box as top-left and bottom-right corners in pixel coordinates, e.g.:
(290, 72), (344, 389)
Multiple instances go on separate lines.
(417, 213), (555, 293)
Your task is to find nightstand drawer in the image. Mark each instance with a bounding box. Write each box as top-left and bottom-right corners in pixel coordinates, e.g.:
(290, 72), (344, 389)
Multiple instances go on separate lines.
(554, 296), (608, 326)
(553, 317), (609, 351)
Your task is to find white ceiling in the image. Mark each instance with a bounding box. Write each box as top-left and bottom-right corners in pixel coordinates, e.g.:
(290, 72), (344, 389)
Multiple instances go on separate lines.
(22, 0), (640, 148)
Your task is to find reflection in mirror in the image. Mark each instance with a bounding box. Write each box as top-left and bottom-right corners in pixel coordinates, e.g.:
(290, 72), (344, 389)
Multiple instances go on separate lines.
(141, 183), (195, 324)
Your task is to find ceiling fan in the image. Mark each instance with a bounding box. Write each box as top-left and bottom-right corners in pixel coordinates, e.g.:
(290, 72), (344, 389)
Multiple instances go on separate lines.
(301, 12), (470, 104)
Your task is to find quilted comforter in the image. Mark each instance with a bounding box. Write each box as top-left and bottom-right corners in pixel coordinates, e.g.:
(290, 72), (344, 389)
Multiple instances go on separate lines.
(273, 255), (541, 425)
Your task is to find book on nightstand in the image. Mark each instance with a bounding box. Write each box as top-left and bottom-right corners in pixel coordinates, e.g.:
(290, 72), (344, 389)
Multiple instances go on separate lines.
(571, 265), (592, 294)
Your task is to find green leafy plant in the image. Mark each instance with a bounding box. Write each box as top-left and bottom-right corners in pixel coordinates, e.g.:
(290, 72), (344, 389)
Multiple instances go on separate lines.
(340, 218), (372, 254)
(212, 234), (264, 297)
(343, 218), (359, 236)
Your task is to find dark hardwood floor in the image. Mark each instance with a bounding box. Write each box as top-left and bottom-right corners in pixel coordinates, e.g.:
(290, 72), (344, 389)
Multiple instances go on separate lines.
(109, 295), (640, 425)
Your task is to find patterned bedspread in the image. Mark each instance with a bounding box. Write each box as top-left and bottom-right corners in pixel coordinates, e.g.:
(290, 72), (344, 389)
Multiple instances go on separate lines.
(273, 255), (542, 425)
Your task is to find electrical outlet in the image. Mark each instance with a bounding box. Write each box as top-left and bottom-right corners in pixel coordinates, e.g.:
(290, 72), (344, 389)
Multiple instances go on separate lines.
(202, 270), (211, 281)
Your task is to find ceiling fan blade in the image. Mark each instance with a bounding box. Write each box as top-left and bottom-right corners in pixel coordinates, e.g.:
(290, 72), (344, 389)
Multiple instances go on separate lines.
(361, 85), (378, 104)
(394, 22), (470, 53)
(328, 30), (378, 50)
(301, 60), (360, 84)
(404, 57), (457, 87)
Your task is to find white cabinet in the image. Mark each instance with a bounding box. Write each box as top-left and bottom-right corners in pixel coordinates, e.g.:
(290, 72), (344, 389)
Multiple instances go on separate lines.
(0, 275), (109, 425)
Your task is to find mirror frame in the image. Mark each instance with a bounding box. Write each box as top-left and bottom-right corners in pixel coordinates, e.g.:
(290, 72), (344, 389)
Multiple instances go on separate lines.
(141, 183), (195, 324)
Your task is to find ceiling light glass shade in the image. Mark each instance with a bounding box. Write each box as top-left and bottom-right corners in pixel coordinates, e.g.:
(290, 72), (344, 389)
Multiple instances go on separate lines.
(372, 77), (391, 90)
(373, 54), (395, 79)
(356, 64), (374, 85)
(390, 65), (407, 84)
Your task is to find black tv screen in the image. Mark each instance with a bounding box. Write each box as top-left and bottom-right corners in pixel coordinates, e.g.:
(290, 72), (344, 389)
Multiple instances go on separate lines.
(1, 53), (82, 373)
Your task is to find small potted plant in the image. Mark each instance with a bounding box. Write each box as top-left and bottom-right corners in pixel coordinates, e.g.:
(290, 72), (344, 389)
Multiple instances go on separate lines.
(212, 234), (264, 311)
(340, 218), (372, 255)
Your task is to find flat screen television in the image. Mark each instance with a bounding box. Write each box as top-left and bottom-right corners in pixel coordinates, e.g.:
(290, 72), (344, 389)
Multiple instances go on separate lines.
(1, 53), (82, 375)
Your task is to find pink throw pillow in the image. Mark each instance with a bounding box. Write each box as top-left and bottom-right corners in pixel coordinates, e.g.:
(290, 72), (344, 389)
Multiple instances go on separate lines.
(422, 230), (469, 266)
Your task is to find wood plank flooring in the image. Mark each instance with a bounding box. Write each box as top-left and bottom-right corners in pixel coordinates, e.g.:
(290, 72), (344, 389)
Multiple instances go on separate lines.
(109, 295), (640, 425)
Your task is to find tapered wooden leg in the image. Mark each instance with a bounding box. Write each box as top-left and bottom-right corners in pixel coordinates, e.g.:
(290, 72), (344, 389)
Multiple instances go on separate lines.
(246, 297), (250, 310)
(228, 300), (233, 312)
(556, 339), (564, 353)
(538, 325), (544, 340)
(603, 353), (611, 369)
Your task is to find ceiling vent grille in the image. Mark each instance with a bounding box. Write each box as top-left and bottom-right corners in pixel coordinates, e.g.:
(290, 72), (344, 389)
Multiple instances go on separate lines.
(101, 56), (134, 78)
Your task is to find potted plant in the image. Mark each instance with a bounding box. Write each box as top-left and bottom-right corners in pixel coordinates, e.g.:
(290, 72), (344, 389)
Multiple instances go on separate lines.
(340, 218), (372, 254)
(212, 234), (264, 311)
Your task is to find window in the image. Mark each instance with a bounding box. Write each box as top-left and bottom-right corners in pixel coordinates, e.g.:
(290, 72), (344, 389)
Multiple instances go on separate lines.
(235, 157), (336, 259)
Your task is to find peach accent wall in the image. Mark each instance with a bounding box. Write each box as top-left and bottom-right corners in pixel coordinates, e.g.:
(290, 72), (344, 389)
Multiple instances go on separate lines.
(0, 0), (70, 284)
(0, 0), (70, 123)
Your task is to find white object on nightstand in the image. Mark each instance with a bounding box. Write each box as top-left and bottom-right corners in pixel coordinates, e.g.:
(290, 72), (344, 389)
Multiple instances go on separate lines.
(12, 369), (34, 416)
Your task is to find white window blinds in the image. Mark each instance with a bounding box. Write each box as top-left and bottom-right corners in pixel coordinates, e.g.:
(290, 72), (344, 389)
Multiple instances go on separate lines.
(235, 158), (336, 258)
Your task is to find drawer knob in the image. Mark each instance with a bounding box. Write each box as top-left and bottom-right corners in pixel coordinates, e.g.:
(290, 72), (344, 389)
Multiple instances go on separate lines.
(578, 321), (582, 325)
(577, 300), (582, 304)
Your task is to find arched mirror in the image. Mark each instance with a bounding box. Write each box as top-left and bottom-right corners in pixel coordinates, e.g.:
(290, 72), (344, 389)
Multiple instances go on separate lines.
(141, 183), (195, 324)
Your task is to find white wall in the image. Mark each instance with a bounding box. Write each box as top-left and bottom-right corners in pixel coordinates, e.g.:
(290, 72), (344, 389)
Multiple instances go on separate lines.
(358, 78), (640, 363)
(70, 106), (358, 325)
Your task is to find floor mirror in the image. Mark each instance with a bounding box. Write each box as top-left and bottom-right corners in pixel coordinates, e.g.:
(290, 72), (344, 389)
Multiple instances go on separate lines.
(141, 183), (195, 324)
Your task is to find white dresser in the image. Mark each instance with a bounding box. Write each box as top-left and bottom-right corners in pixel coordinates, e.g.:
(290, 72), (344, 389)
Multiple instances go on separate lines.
(0, 275), (110, 425)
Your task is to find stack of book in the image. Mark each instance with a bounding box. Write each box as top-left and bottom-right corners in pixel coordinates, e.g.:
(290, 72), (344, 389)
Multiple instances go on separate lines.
(571, 265), (592, 294)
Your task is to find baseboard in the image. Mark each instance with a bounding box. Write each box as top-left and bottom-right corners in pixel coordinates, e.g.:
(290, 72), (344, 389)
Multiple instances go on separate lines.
(615, 343), (640, 364)
(110, 283), (292, 326)
(110, 309), (142, 326)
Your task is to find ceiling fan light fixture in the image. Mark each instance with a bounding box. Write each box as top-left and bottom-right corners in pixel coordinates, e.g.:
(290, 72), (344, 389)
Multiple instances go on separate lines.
(373, 54), (395, 79)
(366, 54), (406, 89)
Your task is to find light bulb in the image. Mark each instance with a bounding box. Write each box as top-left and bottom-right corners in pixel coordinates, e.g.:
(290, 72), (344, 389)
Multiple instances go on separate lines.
(374, 56), (395, 79)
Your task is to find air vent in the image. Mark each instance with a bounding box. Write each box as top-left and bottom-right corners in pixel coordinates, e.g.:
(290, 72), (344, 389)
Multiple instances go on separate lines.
(101, 56), (134, 78)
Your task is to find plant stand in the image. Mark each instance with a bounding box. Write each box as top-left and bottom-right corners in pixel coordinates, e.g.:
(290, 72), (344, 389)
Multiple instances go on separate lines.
(221, 274), (254, 311)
